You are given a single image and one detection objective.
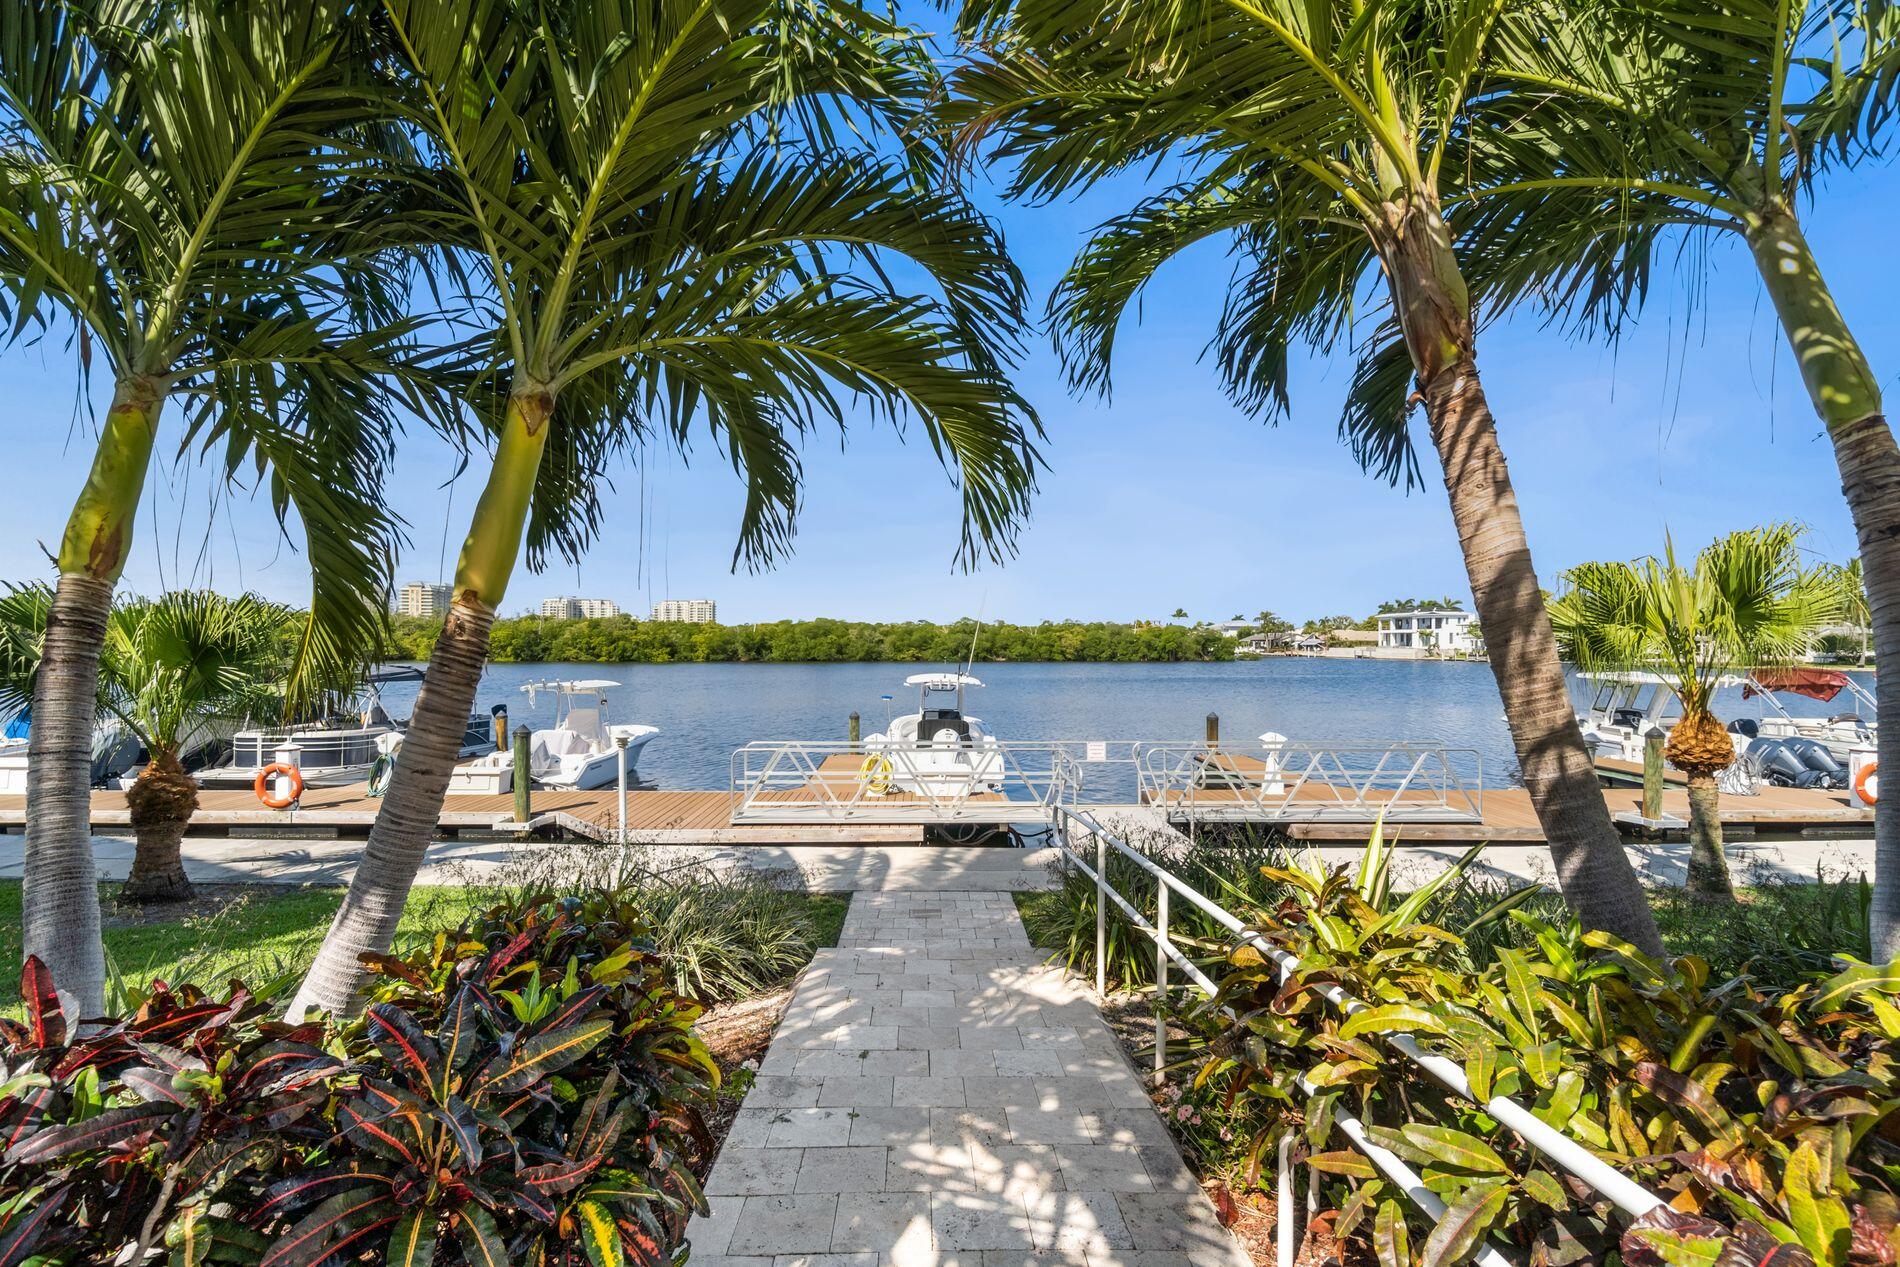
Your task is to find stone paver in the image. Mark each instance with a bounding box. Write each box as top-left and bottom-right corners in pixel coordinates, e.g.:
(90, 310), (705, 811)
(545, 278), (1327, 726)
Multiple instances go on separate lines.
(687, 889), (1251, 1267)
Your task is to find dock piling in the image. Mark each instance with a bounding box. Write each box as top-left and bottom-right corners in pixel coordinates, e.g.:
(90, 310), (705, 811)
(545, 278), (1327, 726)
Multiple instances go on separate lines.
(513, 725), (532, 828)
(1642, 730), (1664, 823)
(1205, 712), (1220, 749)
(849, 711), (860, 748)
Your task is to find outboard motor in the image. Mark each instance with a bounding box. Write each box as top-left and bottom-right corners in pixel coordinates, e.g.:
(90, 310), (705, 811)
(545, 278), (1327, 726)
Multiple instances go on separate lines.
(1742, 737), (1828, 789)
(1778, 736), (1848, 789)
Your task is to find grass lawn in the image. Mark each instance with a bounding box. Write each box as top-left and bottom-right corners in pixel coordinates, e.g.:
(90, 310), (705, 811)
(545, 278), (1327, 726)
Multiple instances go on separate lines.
(2, 883), (851, 1012)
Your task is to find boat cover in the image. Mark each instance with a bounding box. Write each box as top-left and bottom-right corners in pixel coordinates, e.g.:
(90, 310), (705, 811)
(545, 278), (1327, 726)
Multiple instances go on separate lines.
(1744, 668), (1852, 703)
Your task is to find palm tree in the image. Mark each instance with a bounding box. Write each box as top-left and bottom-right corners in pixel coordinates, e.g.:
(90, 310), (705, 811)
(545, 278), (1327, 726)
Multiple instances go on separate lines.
(1827, 558), (1871, 664)
(1550, 526), (1842, 897)
(0, 588), (299, 903)
(286, 0), (1041, 1019)
(1457, 0), (1900, 948)
(0, 0), (428, 1013)
(949, 0), (1664, 950)
(1171, 608), (1189, 620)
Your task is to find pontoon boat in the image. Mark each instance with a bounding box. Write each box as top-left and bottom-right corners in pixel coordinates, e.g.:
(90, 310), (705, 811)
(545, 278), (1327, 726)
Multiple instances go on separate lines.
(1731, 668), (1876, 761)
(194, 667), (491, 789)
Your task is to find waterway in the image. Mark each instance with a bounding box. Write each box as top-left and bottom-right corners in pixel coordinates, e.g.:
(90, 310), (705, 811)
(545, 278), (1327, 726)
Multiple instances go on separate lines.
(370, 659), (1874, 792)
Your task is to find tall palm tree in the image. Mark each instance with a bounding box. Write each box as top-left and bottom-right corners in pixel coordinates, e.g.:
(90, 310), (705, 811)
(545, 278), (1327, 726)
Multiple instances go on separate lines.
(1828, 558), (1871, 664)
(1550, 526), (1842, 897)
(0, 0), (429, 1013)
(286, 0), (1041, 1019)
(0, 587), (301, 903)
(948, 0), (1663, 950)
(1457, 0), (1900, 949)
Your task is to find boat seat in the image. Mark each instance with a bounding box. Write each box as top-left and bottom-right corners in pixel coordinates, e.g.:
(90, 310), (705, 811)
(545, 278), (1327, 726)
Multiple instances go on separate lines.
(919, 710), (970, 745)
(528, 727), (594, 776)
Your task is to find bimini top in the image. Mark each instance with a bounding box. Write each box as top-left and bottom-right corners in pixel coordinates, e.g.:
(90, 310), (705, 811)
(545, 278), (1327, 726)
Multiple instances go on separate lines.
(904, 673), (983, 690)
(520, 679), (621, 694)
(1744, 668), (1855, 703)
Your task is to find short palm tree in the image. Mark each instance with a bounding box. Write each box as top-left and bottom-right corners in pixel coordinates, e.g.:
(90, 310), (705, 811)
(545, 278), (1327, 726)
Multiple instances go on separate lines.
(949, 0), (1663, 950)
(1551, 526), (1843, 897)
(1458, 0), (1900, 945)
(0, 0), (428, 1012)
(0, 588), (298, 903)
(287, 0), (1041, 1019)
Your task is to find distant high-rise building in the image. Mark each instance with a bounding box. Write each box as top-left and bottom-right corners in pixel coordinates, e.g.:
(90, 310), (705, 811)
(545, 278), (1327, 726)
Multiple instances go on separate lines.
(651, 598), (716, 623)
(396, 581), (452, 619)
(541, 596), (620, 619)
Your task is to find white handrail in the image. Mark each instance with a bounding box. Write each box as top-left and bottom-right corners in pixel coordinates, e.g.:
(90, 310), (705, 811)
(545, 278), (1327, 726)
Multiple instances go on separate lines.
(1051, 807), (1663, 1267)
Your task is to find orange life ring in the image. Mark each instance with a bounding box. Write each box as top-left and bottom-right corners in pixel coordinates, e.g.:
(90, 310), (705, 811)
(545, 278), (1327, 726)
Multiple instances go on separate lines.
(1856, 760), (1879, 806)
(255, 763), (304, 809)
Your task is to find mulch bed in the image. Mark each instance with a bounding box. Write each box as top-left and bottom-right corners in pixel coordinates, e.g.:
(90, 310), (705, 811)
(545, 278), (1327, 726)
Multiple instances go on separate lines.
(694, 983), (796, 1162)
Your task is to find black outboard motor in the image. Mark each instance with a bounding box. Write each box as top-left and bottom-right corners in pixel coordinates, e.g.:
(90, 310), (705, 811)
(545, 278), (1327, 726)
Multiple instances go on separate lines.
(1778, 736), (1849, 789)
(1742, 737), (1828, 789)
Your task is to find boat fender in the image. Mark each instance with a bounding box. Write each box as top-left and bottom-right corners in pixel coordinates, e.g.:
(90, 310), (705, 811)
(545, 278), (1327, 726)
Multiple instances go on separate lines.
(255, 762), (303, 809)
(367, 754), (395, 798)
(1857, 760), (1879, 806)
(859, 753), (893, 796)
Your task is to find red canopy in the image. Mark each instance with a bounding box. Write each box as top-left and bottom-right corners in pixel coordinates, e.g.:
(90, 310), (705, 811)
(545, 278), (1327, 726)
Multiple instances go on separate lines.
(1743, 668), (1851, 703)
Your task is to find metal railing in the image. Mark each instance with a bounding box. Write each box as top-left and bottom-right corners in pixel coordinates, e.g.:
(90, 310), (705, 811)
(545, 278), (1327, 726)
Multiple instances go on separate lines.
(1138, 741), (1484, 823)
(729, 740), (1090, 823)
(1050, 807), (1661, 1267)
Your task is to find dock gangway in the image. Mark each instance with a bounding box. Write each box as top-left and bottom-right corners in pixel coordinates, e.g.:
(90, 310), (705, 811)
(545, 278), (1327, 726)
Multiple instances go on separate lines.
(728, 738), (1485, 827)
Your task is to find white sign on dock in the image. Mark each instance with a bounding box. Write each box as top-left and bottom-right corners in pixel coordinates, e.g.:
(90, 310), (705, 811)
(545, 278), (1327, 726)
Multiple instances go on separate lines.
(1085, 741), (1108, 763)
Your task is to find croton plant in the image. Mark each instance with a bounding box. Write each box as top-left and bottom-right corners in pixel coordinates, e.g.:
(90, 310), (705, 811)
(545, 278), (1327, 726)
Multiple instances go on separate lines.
(1187, 830), (1900, 1267)
(0, 893), (717, 1266)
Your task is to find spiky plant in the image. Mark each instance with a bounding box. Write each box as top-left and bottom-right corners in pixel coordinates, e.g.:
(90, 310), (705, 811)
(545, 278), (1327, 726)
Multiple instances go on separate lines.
(1551, 526), (1844, 897)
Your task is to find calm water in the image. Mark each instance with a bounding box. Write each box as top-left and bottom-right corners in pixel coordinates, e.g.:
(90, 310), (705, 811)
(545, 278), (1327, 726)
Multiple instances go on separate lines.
(370, 659), (1875, 793)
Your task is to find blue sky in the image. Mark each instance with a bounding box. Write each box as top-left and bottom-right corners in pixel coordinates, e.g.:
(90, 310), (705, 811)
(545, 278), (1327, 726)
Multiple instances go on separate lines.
(2, 151), (1895, 628)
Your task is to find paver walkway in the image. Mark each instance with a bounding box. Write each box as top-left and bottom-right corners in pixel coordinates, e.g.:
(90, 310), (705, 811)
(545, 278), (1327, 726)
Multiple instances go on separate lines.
(685, 889), (1252, 1266)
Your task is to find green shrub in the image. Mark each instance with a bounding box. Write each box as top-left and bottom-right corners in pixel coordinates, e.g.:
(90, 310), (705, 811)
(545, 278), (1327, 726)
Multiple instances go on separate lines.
(1188, 835), (1900, 1267)
(504, 860), (843, 1005)
(0, 889), (719, 1267)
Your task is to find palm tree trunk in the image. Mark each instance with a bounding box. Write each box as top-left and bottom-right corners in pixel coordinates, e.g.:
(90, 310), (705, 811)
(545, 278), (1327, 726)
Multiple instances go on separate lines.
(25, 375), (163, 1017)
(123, 747), (198, 903)
(288, 387), (553, 1020)
(1381, 199), (1664, 955)
(1682, 773), (1732, 899)
(1745, 206), (1900, 956)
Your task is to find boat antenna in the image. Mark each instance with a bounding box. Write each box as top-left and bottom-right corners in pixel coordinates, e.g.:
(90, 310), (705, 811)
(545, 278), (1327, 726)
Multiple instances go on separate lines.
(960, 595), (987, 711)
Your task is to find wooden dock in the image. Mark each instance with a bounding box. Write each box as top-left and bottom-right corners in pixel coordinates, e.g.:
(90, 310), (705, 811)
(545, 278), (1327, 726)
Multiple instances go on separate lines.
(0, 785), (927, 844)
(0, 766), (1870, 849)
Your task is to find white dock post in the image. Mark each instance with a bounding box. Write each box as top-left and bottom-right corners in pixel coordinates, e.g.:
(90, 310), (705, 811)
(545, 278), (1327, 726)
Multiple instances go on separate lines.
(1258, 731), (1288, 796)
(272, 741), (303, 806)
(615, 735), (630, 845)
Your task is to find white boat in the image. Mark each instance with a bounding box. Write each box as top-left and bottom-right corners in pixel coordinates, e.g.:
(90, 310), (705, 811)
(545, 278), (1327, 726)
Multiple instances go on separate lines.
(861, 673), (1006, 797)
(1733, 668), (1876, 761)
(449, 679), (658, 793)
(1572, 671), (1729, 764)
(195, 667), (492, 789)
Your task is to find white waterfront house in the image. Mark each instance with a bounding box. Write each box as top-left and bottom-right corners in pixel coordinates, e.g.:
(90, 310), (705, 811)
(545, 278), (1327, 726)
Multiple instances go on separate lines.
(1375, 606), (1476, 655)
